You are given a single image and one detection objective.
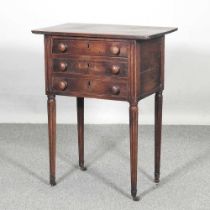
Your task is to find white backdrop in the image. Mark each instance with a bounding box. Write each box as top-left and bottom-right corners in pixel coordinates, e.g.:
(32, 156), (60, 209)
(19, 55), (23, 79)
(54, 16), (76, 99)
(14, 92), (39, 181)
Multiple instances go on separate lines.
(0, 0), (210, 124)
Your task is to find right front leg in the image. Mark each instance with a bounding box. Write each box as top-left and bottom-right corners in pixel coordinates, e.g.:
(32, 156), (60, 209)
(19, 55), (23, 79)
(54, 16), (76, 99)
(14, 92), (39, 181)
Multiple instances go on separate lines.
(47, 94), (56, 186)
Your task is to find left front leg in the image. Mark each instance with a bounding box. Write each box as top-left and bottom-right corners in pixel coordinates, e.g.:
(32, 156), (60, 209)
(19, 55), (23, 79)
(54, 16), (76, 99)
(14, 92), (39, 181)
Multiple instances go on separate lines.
(47, 94), (56, 186)
(129, 103), (140, 201)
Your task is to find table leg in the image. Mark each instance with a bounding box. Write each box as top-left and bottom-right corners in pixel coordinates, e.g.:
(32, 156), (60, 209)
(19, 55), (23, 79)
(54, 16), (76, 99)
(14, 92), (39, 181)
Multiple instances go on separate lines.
(129, 103), (140, 201)
(154, 91), (163, 183)
(47, 94), (56, 186)
(77, 97), (86, 171)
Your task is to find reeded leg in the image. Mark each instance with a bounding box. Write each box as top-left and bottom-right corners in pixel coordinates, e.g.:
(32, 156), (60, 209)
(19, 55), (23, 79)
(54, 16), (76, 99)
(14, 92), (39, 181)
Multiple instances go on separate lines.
(47, 94), (56, 186)
(154, 91), (163, 183)
(77, 97), (86, 171)
(129, 104), (140, 201)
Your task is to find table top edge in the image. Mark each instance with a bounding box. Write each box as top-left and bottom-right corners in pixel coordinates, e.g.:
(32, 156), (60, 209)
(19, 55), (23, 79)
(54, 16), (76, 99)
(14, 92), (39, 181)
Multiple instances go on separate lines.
(31, 23), (178, 40)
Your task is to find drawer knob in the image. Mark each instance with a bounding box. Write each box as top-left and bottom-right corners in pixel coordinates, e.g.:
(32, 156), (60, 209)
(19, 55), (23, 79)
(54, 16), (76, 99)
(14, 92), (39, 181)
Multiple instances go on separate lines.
(55, 80), (67, 91)
(111, 65), (120, 74)
(111, 85), (120, 95)
(58, 61), (68, 71)
(58, 43), (67, 52)
(110, 46), (120, 55)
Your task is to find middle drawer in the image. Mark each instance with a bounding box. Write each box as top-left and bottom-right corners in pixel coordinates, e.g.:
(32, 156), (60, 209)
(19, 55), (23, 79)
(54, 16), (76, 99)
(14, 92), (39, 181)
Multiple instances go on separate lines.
(53, 58), (128, 77)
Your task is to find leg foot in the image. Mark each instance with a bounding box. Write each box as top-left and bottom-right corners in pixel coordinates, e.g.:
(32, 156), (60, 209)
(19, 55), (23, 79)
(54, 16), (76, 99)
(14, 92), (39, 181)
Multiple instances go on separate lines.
(154, 172), (160, 184)
(131, 189), (140, 201)
(80, 165), (87, 171)
(50, 175), (56, 186)
(132, 196), (140, 201)
(79, 162), (87, 171)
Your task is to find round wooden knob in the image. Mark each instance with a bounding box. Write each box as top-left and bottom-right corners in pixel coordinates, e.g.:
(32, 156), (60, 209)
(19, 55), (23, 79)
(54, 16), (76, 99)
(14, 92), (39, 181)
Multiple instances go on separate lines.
(58, 43), (67, 52)
(111, 85), (120, 95)
(55, 80), (67, 91)
(58, 61), (68, 71)
(111, 65), (120, 74)
(110, 46), (120, 55)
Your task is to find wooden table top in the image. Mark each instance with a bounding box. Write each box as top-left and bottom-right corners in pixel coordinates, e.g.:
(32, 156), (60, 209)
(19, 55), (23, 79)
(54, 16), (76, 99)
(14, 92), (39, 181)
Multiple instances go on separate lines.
(32, 23), (177, 40)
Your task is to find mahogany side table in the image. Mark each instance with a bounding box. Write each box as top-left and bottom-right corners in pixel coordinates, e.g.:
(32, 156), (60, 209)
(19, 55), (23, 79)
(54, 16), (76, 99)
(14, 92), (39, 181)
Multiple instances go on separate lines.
(32, 23), (177, 201)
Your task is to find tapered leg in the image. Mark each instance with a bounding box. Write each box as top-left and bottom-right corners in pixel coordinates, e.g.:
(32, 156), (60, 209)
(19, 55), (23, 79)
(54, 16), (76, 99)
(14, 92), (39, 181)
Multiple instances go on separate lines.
(154, 91), (163, 183)
(77, 97), (86, 171)
(47, 94), (56, 186)
(129, 104), (140, 201)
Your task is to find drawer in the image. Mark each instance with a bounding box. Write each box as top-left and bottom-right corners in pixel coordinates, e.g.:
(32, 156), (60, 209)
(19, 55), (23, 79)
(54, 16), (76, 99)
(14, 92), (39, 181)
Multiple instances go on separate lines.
(52, 77), (128, 100)
(52, 38), (129, 57)
(53, 58), (128, 77)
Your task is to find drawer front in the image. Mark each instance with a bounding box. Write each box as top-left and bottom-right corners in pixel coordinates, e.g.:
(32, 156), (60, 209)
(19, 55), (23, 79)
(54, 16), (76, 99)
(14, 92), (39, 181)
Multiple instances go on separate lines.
(52, 38), (129, 57)
(52, 77), (128, 100)
(53, 58), (128, 77)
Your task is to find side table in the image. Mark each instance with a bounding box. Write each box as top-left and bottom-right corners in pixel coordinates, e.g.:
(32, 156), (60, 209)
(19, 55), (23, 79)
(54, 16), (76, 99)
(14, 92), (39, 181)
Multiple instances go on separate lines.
(32, 23), (177, 200)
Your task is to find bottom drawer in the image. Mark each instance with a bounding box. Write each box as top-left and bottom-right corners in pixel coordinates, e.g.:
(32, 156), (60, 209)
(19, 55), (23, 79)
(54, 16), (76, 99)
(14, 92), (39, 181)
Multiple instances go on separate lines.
(52, 77), (128, 100)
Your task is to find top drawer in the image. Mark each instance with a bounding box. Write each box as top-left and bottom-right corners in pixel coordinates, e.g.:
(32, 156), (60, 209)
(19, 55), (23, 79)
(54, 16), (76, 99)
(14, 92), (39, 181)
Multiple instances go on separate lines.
(52, 38), (129, 58)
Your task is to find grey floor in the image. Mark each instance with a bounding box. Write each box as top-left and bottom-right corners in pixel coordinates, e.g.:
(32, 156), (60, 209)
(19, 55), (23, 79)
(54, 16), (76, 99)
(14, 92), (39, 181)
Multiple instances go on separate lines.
(0, 124), (209, 210)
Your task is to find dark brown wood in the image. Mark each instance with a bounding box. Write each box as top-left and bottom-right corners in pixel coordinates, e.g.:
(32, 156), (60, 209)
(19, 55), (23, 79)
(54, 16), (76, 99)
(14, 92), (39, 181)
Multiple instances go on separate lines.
(58, 61), (68, 72)
(160, 37), (165, 89)
(57, 42), (67, 52)
(44, 36), (51, 94)
(32, 23), (177, 201)
(154, 91), (163, 183)
(111, 64), (121, 75)
(32, 23), (177, 40)
(129, 104), (139, 201)
(77, 97), (86, 171)
(136, 37), (164, 99)
(110, 46), (120, 55)
(53, 80), (67, 91)
(53, 57), (128, 77)
(128, 40), (140, 201)
(47, 94), (56, 186)
(52, 77), (128, 100)
(111, 85), (120, 95)
(52, 38), (129, 57)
